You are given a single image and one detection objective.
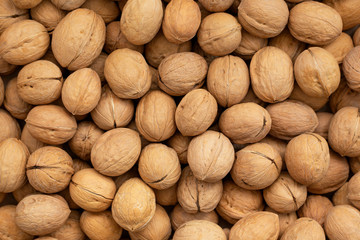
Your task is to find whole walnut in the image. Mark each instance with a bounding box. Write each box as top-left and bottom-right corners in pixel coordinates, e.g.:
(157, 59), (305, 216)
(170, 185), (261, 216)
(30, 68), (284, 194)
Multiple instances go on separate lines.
(173, 220), (226, 240)
(51, 0), (86, 10)
(26, 146), (74, 193)
(167, 132), (191, 164)
(135, 90), (176, 142)
(264, 172), (307, 213)
(323, 32), (354, 64)
(332, 182), (352, 206)
(354, 27), (360, 46)
(21, 123), (47, 154)
(234, 29), (268, 60)
(4, 78), (32, 120)
(62, 68), (101, 115)
(0, 56), (16, 75)
(72, 159), (91, 173)
(17, 60), (63, 105)
(197, 1), (210, 20)
(105, 48), (151, 99)
(285, 133), (330, 186)
(30, 0), (66, 32)
(51, 210), (85, 240)
(70, 168), (116, 212)
(259, 136), (287, 169)
(297, 195), (333, 226)
(324, 0), (360, 30)
(0, 205), (32, 240)
(120, 0), (163, 45)
(219, 102), (272, 144)
(216, 180), (264, 224)
(294, 47), (340, 98)
(25, 105), (77, 145)
(114, 166), (140, 190)
(0, 138), (29, 193)
(330, 80), (360, 112)
(155, 183), (178, 206)
(0, 109), (21, 142)
(250, 46), (294, 103)
(343, 46), (360, 92)
(112, 178), (156, 232)
(162, 0), (201, 44)
(15, 194), (71, 235)
(348, 172), (360, 209)
(289, 84), (329, 111)
(239, 88), (266, 107)
(81, 0), (120, 23)
(265, 207), (297, 238)
(177, 166), (223, 213)
(11, 0), (40, 11)
(80, 211), (123, 240)
(175, 89), (217, 136)
(314, 112), (333, 139)
(266, 100), (318, 140)
(158, 52), (207, 96)
(229, 212), (280, 240)
(88, 52), (107, 82)
(288, 1), (342, 45)
(171, 204), (218, 230)
(69, 121), (103, 161)
(324, 205), (360, 240)
(237, 0), (288, 38)
(207, 55), (250, 108)
(328, 106), (360, 157)
(129, 204), (172, 240)
(52, 9), (106, 70)
(0, 0), (28, 35)
(269, 28), (306, 62)
(280, 217), (326, 240)
(187, 130), (234, 182)
(197, 12), (241, 56)
(231, 143), (282, 190)
(12, 181), (38, 202)
(350, 156), (360, 174)
(0, 20), (49, 65)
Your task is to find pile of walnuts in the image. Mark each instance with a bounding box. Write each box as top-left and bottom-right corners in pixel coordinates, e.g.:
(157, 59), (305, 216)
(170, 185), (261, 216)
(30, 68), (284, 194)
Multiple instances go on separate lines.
(0, 0), (360, 239)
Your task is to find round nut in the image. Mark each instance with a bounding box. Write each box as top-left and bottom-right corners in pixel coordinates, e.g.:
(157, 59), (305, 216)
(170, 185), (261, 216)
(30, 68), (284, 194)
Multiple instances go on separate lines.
(0, 0), (29, 35)
(265, 207), (297, 238)
(322, 32), (354, 64)
(323, 0), (360, 30)
(51, 0), (86, 10)
(30, 0), (66, 32)
(343, 46), (360, 92)
(0, 109), (21, 142)
(354, 27), (360, 46)
(332, 182), (352, 206)
(81, 0), (120, 24)
(289, 84), (329, 111)
(0, 205), (32, 240)
(4, 78), (32, 120)
(173, 220), (226, 240)
(234, 29), (268, 60)
(21, 123), (47, 154)
(281, 217), (326, 240)
(50, 210), (85, 240)
(167, 132), (191, 164)
(297, 195), (333, 226)
(330, 80), (360, 113)
(155, 183), (178, 206)
(348, 172), (360, 209)
(314, 112), (333, 139)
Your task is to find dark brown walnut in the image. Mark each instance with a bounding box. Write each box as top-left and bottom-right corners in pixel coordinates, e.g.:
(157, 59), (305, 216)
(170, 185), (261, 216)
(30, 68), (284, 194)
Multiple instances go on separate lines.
(177, 166), (223, 213)
(104, 21), (144, 54)
(0, 0), (29, 34)
(234, 29), (268, 60)
(289, 84), (329, 111)
(26, 146), (74, 194)
(269, 28), (306, 62)
(0, 205), (32, 240)
(167, 132), (191, 164)
(4, 78), (32, 120)
(297, 195), (333, 226)
(219, 102), (272, 144)
(324, 0), (360, 30)
(12, 181), (39, 202)
(288, 1), (343, 45)
(266, 100), (318, 140)
(51, 0), (86, 10)
(0, 56), (16, 75)
(330, 80), (360, 113)
(81, 0), (120, 23)
(197, 12), (241, 56)
(343, 46), (360, 92)
(348, 172), (360, 209)
(350, 156), (360, 174)
(52, 8), (106, 70)
(328, 106), (360, 157)
(25, 105), (77, 145)
(238, 0), (289, 38)
(0, 109), (21, 142)
(158, 52), (207, 96)
(0, 138), (29, 193)
(17, 60), (63, 105)
(21, 123), (47, 154)
(354, 27), (360, 46)
(281, 217), (326, 240)
(263, 172), (307, 213)
(70, 168), (116, 212)
(135, 90), (176, 142)
(155, 183), (178, 206)
(250, 46), (294, 103)
(88, 52), (107, 82)
(91, 128), (141, 176)
(0, 20), (49, 65)
(332, 182), (352, 206)
(216, 180), (264, 224)
(69, 121), (103, 161)
(231, 143), (282, 190)
(30, 0), (66, 32)
(15, 194), (71, 235)
(173, 220), (226, 240)
(314, 112), (333, 140)
(294, 47), (341, 98)
(51, 210), (85, 240)
(265, 207), (297, 238)
(207, 55), (250, 108)
(323, 32), (354, 64)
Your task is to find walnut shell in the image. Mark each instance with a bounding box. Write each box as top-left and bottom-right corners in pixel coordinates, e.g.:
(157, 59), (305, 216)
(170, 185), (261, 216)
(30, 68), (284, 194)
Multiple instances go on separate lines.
(332, 182), (352, 206)
(0, 56), (16, 75)
(135, 90), (176, 142)
(162, 0), (201, 44)
(26, 146), (74, 193)
(30, 0), (66, 32)
(21, 123), (47, 154)
(80, 211), (123, 240)
(155, 183), (178, 206)
(112, 178), (156, 232)
(322, 32), (354, 64)
(250, 46), (294, 103)
(330, 80), (360, 113)
(173, 220), (226, 240)
(289, 84), (329, 111)
(0, 205), (32, 240)
(0, 138), (29, 193)
(313, 112), (333, 139)
(207, 55), (250, 107)
(177, 166), (223, 213)
(328, 106), (360, 157)
(69, 168), (116, 212)
(197, 12), (241, 56)
(219, 102), (271, 144)
(25, 105), (77, 145)
(263, 172), (307, 213)
(167, 132), (191, 164)
(51, 0), (86, 10)
(15, 194), (71, 235)
(350, 156), (360, 174)
(0, 108), (21, 142)
(288, 1), (342, 45)
(343, 46), (360, 92)
(265, 207), (297, 238)
(120, 0), (163, 45)
(198, 0), (233, 12)
(0, 19), (49, 65)
(12, 181), (39, 202)
(266, 100), (318, 140)
(4, 78), (32, 120)
(280, 217), (326, 240)
(348, 172), (360, 209)
(297, 195), (333, 226)
(229, 212), (280, 240)
(324, 0), (360, 30)
(158, 52), (207, 96)
(52, 8), (106, 70)
(354, 27), (360, 46)
(237, 0), (288, 38)
(0, 0), (28, 35)
(81, 0), (120, 23)
(51, 210), (85, 240)
(114, 166), (140, 190)
(234, 29), (268, 60)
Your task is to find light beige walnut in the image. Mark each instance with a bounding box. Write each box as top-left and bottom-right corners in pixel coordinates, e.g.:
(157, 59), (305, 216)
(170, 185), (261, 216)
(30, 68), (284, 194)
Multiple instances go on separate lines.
(173, 220), (226, 240)
(155, 183), (178, 206)
(343, 46), (360, 92)
(81, 0), (120, 23)
(0, 0), (29, 35)
(281, 217), (326, 240)
(0, 109), (21, 142)
(348, 172), (360, 209)
(234, 29), (268, 60)
(0, 56), (16, 75)
(313, 112), (333, 139)
(324, 0), (360, 30)
(51, 211), (85, 240)
(330, 80), (360, 113)
(4, 78), (32, 120)
(297, 195), (333, 226)
(167, 132), (191, 164)
(12, 181), (39, 202)
(30, 0), (65, 32)
(332, 182), (352, 206)
(0, 205), (33, 240)
(198, 0), (233, 12)
(322, 32), (354, 64)
(354, 27), (360, 46)
(289, 84), (329, 111)
(21, 123), (47, 154)
(88, 52), (107, 82)
(265, 207), (297, 238)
